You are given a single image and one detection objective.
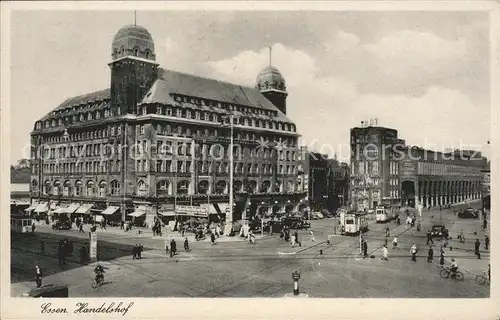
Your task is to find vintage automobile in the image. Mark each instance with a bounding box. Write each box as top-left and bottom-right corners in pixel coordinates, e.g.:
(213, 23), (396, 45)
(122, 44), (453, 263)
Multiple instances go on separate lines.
(52, 221), (72, 230)
(458, 208), (479, 219)
(430, 224), (446, 238)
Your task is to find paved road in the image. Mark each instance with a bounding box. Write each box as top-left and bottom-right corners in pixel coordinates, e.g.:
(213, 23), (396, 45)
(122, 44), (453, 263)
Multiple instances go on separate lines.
(11, 202), (489, 298)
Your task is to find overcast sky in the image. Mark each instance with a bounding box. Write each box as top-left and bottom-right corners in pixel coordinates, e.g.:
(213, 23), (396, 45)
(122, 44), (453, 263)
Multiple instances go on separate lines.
(9, 10), (491, 164)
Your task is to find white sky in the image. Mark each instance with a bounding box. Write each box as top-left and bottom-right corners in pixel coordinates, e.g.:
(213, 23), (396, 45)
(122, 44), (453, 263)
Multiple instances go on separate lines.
(8, 10), (491, 164)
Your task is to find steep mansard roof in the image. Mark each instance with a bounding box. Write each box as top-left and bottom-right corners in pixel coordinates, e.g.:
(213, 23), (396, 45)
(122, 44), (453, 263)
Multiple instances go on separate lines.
(37, 68), (293, 124)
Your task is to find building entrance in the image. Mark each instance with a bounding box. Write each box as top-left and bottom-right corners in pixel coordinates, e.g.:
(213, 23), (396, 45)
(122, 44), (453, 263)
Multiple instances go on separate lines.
(401, 180), (416, 208)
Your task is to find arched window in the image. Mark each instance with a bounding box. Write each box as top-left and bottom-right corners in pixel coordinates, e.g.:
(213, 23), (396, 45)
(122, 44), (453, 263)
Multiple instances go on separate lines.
(274, 180), (282, 193)
(63, 180), (71, 196)
(137, 180), (147, 196)
(53, 180), (61, 196)
(75, 180), (82, 196)
(133, 47), (139, 56)
(110, 180), (120, 196)
(197, 180), (209, 194)
(233, 180), (243, 193)
(98, 181), (107, 197)
(177, 180), (190, 195)
(145, 50), (150, 59)
(157, 180), (170, 197)
(287, 180), (294, 193)
(260, 180), (270, 193)
(43, 180), (51, 195)
(246, 180), (257, 194)
(86, 180), (94, 197)
(215, 180), (227, 194)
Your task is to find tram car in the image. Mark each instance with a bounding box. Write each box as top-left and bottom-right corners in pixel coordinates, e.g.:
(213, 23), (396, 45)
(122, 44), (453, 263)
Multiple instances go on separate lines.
(339, 210), (369, 235)
(11, 215), (33, 233)
(375, 205), (397, 223)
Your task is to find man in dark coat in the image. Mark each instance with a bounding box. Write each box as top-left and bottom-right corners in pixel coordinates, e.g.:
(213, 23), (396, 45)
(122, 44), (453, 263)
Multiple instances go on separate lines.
(132, 244), (138, 259)
(485, 235), (490, 250)
(184, 237), (190, 252)
(475, 239), (481, 259)
(483, 219), (487, 230)
(170, 239), (177, 258)
(294, 231), (301, 247)
(426, 231), (434, 245)
(35, 265), (42, 288)
(427, 246), (434, 263)
(362, 240), (368, 258)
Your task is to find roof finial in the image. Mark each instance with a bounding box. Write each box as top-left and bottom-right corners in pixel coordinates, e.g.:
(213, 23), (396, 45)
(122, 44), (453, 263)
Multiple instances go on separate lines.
(134, 10), (137, 26)
(269, 45), (272, 66)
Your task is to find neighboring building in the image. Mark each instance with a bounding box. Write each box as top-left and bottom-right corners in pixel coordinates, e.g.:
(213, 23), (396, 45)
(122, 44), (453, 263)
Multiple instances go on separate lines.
(327, 160), (349, 212)
(301, 151), (329, 211)
(480, 161), (490, 210)
(11, 183), (30, 203)
(350, 125), (403, 211)
(350, 124), (486, 211)
(29, 24), (305, 223)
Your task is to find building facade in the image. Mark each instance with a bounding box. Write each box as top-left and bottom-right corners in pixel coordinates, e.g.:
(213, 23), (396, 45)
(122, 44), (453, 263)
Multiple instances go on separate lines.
(350, 126), (404, 211)
(29, 24), (305, 223)
(350, 124), (486, 211)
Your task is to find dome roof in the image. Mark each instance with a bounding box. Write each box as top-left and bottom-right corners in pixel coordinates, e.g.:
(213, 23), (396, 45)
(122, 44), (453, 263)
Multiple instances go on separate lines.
(255, 65), (287, 92)
(113, 24), (153, 43)
(111, 24), (156, 61)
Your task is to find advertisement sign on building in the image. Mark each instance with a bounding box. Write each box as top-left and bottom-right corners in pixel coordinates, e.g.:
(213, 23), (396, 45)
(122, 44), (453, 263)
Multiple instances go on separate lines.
(175, 205), (208, 216)
(400, 160), (416, 177)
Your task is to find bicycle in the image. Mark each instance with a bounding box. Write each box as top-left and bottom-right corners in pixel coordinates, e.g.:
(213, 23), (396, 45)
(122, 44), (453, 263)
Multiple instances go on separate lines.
(91, 274), (104, 288)
(440, 266), (464, 281)
(475, 271), (490, 286)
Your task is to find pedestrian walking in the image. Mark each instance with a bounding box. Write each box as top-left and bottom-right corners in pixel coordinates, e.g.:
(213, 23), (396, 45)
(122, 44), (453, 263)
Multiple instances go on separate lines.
(410, 244), (417, 262)
(31, 222), (36, 233)
(35, 265), (42, 288)
(40, 239), (45, 254)
(362, 240), (368, 258)
(309, 230), (316, 242)
(294, 231), (301, 247)
(170, 239), (177, 257)
(132, 244), (138, 259)
(485, 235), (489, 250)
(120, 220), (124, 230)
(184, 237), (190, 252)
(381, 245), (388, 261)
(475, 239), (481, 259)
(439, 250), (445, 266)
(210, 232), (216, 245)
(427, 246), (434, 263)
(385, 228), (390, 237)
(392, 236), (398, 248)
(291, 233), (296, 247)
(483, 219), (487, 230)
(426, 230), (434, 245)
(79, 223), (84, 233)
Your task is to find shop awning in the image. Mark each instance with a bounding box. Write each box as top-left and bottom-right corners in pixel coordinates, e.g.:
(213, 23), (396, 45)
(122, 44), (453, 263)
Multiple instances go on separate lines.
(128, 211), (146, 217)
(101, 206), (119, 215)
(34, 203), (48, 213)
(53, 207), (68, 214)
(76, 204), (93, 214)
(24, 205), (37, 212)
(216, 203), (230, 214)
(159, 204), (175, 217)
(65, 203), (80, 214)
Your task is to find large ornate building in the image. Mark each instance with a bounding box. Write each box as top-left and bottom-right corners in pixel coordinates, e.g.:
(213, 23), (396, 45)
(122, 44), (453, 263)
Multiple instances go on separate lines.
(350, 124), (486, 211)
(29, 24), (305, 224)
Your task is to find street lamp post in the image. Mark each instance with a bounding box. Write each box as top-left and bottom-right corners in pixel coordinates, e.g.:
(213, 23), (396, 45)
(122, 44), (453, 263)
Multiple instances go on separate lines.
(223, 115), (236, 236)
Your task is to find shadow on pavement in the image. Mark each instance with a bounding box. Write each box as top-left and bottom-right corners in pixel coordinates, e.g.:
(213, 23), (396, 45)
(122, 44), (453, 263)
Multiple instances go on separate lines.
(11, 231), (138, 284)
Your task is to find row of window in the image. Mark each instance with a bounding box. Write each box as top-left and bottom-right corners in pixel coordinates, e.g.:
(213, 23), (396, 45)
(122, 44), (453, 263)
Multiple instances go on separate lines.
(389, 161), (399, 175)
(35, 105), (119, 130)
(353, 161), (380, 176)
(389, 189), (400, 199)
(141, 103), (296, 133)
(33, 180), (121, 197)
(417, 162), (481, 177)
(389, 178), (399, 186)
(40, 161), (121, 175)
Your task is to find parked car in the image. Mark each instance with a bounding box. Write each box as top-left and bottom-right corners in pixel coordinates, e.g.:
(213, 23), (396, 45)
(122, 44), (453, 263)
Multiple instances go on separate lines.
(282, 216), (310, 229)
(310, 211), (324, 220)
(458, 208), (479, 219)
(52, 221), (72, 230)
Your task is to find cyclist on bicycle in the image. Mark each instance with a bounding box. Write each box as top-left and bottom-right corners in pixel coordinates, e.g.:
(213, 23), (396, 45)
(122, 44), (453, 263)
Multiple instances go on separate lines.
(94, 264), (106, 282)
(450, 259), (458, 278)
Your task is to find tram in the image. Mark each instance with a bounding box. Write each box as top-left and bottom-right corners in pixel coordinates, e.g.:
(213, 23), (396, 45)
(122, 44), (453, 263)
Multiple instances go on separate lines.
(11, 215), (33, 233)
(339, 210), (369, 235)
(375, 204), (397, 223)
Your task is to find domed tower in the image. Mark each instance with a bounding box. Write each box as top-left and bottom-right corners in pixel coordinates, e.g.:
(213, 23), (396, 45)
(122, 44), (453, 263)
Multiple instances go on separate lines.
(109, 24), (159, 114)
(255, 64), (288, 115)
